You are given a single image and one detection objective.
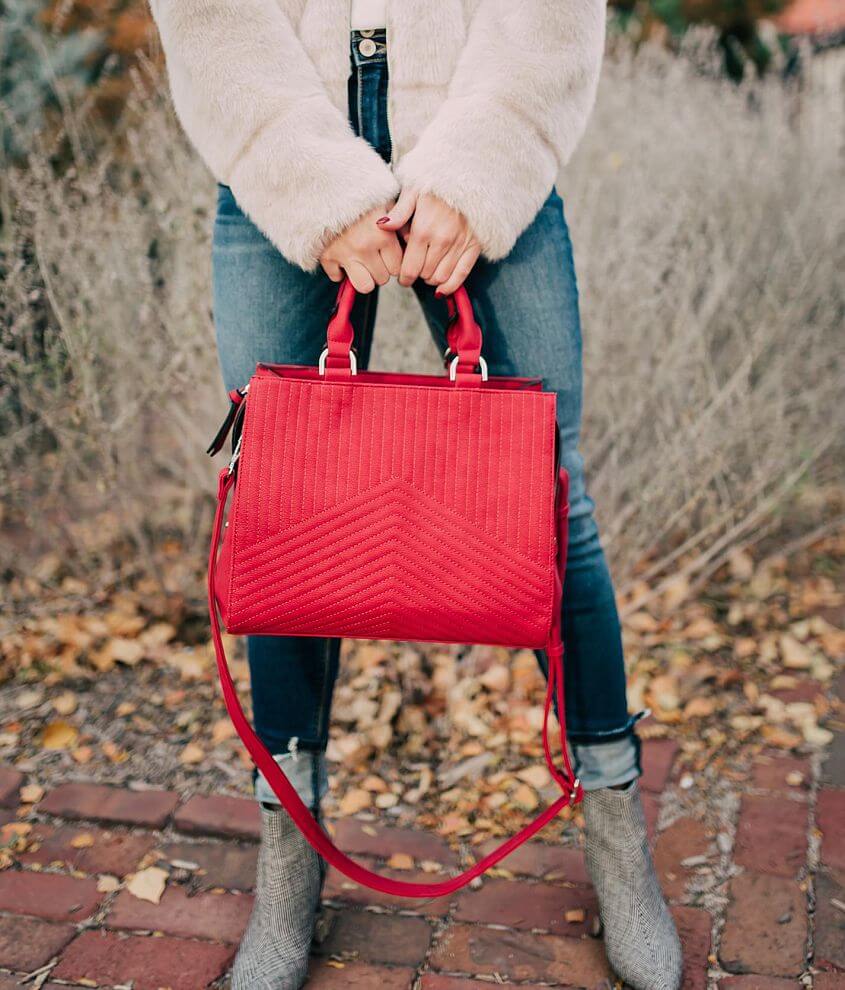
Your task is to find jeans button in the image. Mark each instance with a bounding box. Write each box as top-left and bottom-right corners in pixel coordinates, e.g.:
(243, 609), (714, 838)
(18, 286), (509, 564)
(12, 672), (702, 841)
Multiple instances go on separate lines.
(358, 38), (377, 57)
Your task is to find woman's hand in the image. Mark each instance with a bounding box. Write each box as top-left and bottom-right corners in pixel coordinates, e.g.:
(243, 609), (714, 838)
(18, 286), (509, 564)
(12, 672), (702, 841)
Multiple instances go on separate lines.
(377, 189), (481, 296)
(320, 206), (404, 293)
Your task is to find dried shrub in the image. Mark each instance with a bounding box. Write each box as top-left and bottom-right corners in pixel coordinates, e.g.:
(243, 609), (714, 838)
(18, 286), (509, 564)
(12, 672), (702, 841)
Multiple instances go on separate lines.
(1, 42), (842, 591)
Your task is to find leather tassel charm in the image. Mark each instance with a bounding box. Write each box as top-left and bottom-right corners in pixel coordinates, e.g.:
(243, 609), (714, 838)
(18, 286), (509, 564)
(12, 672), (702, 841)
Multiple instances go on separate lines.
(206, 388), (247, 456)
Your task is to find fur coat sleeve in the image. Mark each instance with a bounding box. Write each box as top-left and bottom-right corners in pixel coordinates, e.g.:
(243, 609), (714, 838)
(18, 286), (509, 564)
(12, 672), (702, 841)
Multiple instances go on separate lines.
(394, 0), (607, 262)
(149, 0), (399, 271)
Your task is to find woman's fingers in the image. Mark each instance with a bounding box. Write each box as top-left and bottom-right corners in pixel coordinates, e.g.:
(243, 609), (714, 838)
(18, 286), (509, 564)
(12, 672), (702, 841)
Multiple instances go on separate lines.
(420, 236), (452, 282)
(368, 251), (393, 287)
(376, 187), (418, 232)
(344, 260), (376, 294)
(428, 239), (465, 287)
(321, 258), (345, 283)
(435, 243), (481, 296)
(380, 238), (404, 278)
(398, 234), (428, 287)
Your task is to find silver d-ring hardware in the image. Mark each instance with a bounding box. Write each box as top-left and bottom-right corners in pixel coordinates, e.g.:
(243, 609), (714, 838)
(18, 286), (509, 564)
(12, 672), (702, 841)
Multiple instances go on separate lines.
(448, 354), (488, 382)
(318, 347), (357, 376)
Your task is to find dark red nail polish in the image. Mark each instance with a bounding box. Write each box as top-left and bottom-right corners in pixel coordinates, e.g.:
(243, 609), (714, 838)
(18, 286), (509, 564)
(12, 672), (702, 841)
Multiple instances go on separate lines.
(376, 216), (390, 224)
(434, 290), (443, 298)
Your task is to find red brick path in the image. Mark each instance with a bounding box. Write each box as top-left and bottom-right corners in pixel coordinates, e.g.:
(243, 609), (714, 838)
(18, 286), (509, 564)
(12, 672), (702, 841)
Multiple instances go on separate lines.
(0, 702), (843, 988)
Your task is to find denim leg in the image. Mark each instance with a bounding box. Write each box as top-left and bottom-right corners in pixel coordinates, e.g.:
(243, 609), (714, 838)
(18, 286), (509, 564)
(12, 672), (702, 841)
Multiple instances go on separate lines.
(414, 189), (640, 789)
(212, 31), (390, 806)
(212, 183), (381, 804)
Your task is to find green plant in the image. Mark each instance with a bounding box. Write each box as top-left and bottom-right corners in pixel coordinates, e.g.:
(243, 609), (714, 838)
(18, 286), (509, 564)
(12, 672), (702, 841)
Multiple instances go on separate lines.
(610, 0), (799, 79)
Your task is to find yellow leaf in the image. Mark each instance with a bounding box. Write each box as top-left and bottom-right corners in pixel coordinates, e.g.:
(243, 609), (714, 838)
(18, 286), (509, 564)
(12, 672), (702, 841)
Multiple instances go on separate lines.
(626, 611), (660, 633)
(52, 691), (78, 716)
(127, 866), (168, 904)
(72, 746), (94, 765)
(683, 697), (715, 719)
(339, 788), (371, 815)
(109, 638), (145, 666)
(780, 634), (812, 670)
(102, 741), (129, 764)
(19, 784), (44, 804)
(140, 622), (177, 648)
(361, 775), (388, 793)
(516, 765), (551, 790)
(97, 874), (121, 893)
(16, 689), (43, 710)
(387, 852), (414, 870)
(565, 908), (586, 924)
(479, 664), (510, 693)
(211, 719), (236, 744)
(71, 832), (96, 849)
(40, 721), (78, 750)
(180, 743), (205, 765)
(511, 783), (539, 811)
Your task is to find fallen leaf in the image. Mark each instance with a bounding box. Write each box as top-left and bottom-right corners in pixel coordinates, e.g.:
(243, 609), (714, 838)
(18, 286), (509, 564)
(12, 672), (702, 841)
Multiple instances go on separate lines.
(40, 721), (78, 750)
(728, 549), (755, 581)
(681, 617), (719, 640)
(761, 725), (802, 749)
(479, 664), (510, 692)
(339, 788), (371, 815)
(97, 874), (121, 893)
(387, 852), (414, 870)
(626, 612), (660, 633)
(516, 765), (551, 790)
(72, 746), (94, 764)
(102, 741), (129, 764)
(52, 691), (78, 716)
(361, 775), (388, 793)
(16, 689), (43, 710)
(683, 697), (715, 719)
(511, 783), (539, 811)
(127, 866), (168, 904)
(565, 908), (586, 924)
(780, 634), (812, 670)
(180, 742), (205, 765)
(19, 784), (44, 804)
(70, 833), (95, 849)
(211, 719), (236, 744)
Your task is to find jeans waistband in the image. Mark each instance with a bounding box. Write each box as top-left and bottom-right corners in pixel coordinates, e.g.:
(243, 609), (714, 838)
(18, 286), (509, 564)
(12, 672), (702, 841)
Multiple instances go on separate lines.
(350, 28), (387, 68)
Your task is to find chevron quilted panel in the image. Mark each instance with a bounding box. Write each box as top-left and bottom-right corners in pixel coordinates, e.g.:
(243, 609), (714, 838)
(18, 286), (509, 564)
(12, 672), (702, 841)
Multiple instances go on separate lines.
(219, 371), (559, 648)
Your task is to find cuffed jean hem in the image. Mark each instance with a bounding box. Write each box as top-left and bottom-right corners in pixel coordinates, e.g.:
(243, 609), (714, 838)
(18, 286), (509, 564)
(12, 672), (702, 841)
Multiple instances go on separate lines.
(571, 733), (642, 791)
(254, 749), (328, 810)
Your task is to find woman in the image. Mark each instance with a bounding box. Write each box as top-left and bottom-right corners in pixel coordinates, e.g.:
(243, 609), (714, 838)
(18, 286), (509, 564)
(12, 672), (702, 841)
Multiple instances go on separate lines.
(150, 3), (682, 988)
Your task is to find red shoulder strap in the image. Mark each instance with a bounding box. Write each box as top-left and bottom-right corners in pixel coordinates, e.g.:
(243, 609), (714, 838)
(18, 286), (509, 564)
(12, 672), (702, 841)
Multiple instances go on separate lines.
(207, 469), (582, 898)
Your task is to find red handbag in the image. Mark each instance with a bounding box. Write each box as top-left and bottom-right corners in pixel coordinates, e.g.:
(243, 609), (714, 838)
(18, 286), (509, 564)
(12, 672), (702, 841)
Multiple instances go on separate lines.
(207, 278), (582, 897)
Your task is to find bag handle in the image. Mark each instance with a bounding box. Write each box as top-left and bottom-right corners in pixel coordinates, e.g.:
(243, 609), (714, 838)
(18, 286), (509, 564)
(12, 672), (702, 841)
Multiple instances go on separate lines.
(322, 277), (483, 382)
(207, 468), (582, 897)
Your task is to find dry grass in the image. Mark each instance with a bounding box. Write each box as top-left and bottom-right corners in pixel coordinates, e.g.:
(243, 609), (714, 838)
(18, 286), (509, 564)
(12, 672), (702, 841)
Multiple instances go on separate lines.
(1, 41), (842, 589)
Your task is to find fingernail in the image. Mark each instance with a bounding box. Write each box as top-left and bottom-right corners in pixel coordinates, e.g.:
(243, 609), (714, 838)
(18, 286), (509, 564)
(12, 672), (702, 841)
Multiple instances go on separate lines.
(376, 216), (390, 224)
(434, 289), (443, 298)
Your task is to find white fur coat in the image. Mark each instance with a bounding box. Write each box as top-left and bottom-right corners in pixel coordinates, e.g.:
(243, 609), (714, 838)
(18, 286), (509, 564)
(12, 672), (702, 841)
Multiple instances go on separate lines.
(150, 0), (606, 271)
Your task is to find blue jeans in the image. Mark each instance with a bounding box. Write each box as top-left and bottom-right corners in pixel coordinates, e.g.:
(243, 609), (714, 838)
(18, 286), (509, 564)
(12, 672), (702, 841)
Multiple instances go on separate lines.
(212, 30), (640, 799)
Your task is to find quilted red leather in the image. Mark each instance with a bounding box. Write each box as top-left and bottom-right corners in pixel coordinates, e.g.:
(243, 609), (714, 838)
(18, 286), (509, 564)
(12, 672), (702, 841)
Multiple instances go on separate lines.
(208, 279), (582, 897)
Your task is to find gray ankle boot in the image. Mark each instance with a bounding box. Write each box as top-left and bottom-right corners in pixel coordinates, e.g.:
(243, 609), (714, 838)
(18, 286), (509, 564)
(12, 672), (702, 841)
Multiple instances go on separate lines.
(582, 780), (683, 990)
(231, 803), (323, 990)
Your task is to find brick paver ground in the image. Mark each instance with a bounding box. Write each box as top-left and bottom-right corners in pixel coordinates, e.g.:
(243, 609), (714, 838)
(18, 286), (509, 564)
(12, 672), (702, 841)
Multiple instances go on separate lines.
(0, 673), (842, 989)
